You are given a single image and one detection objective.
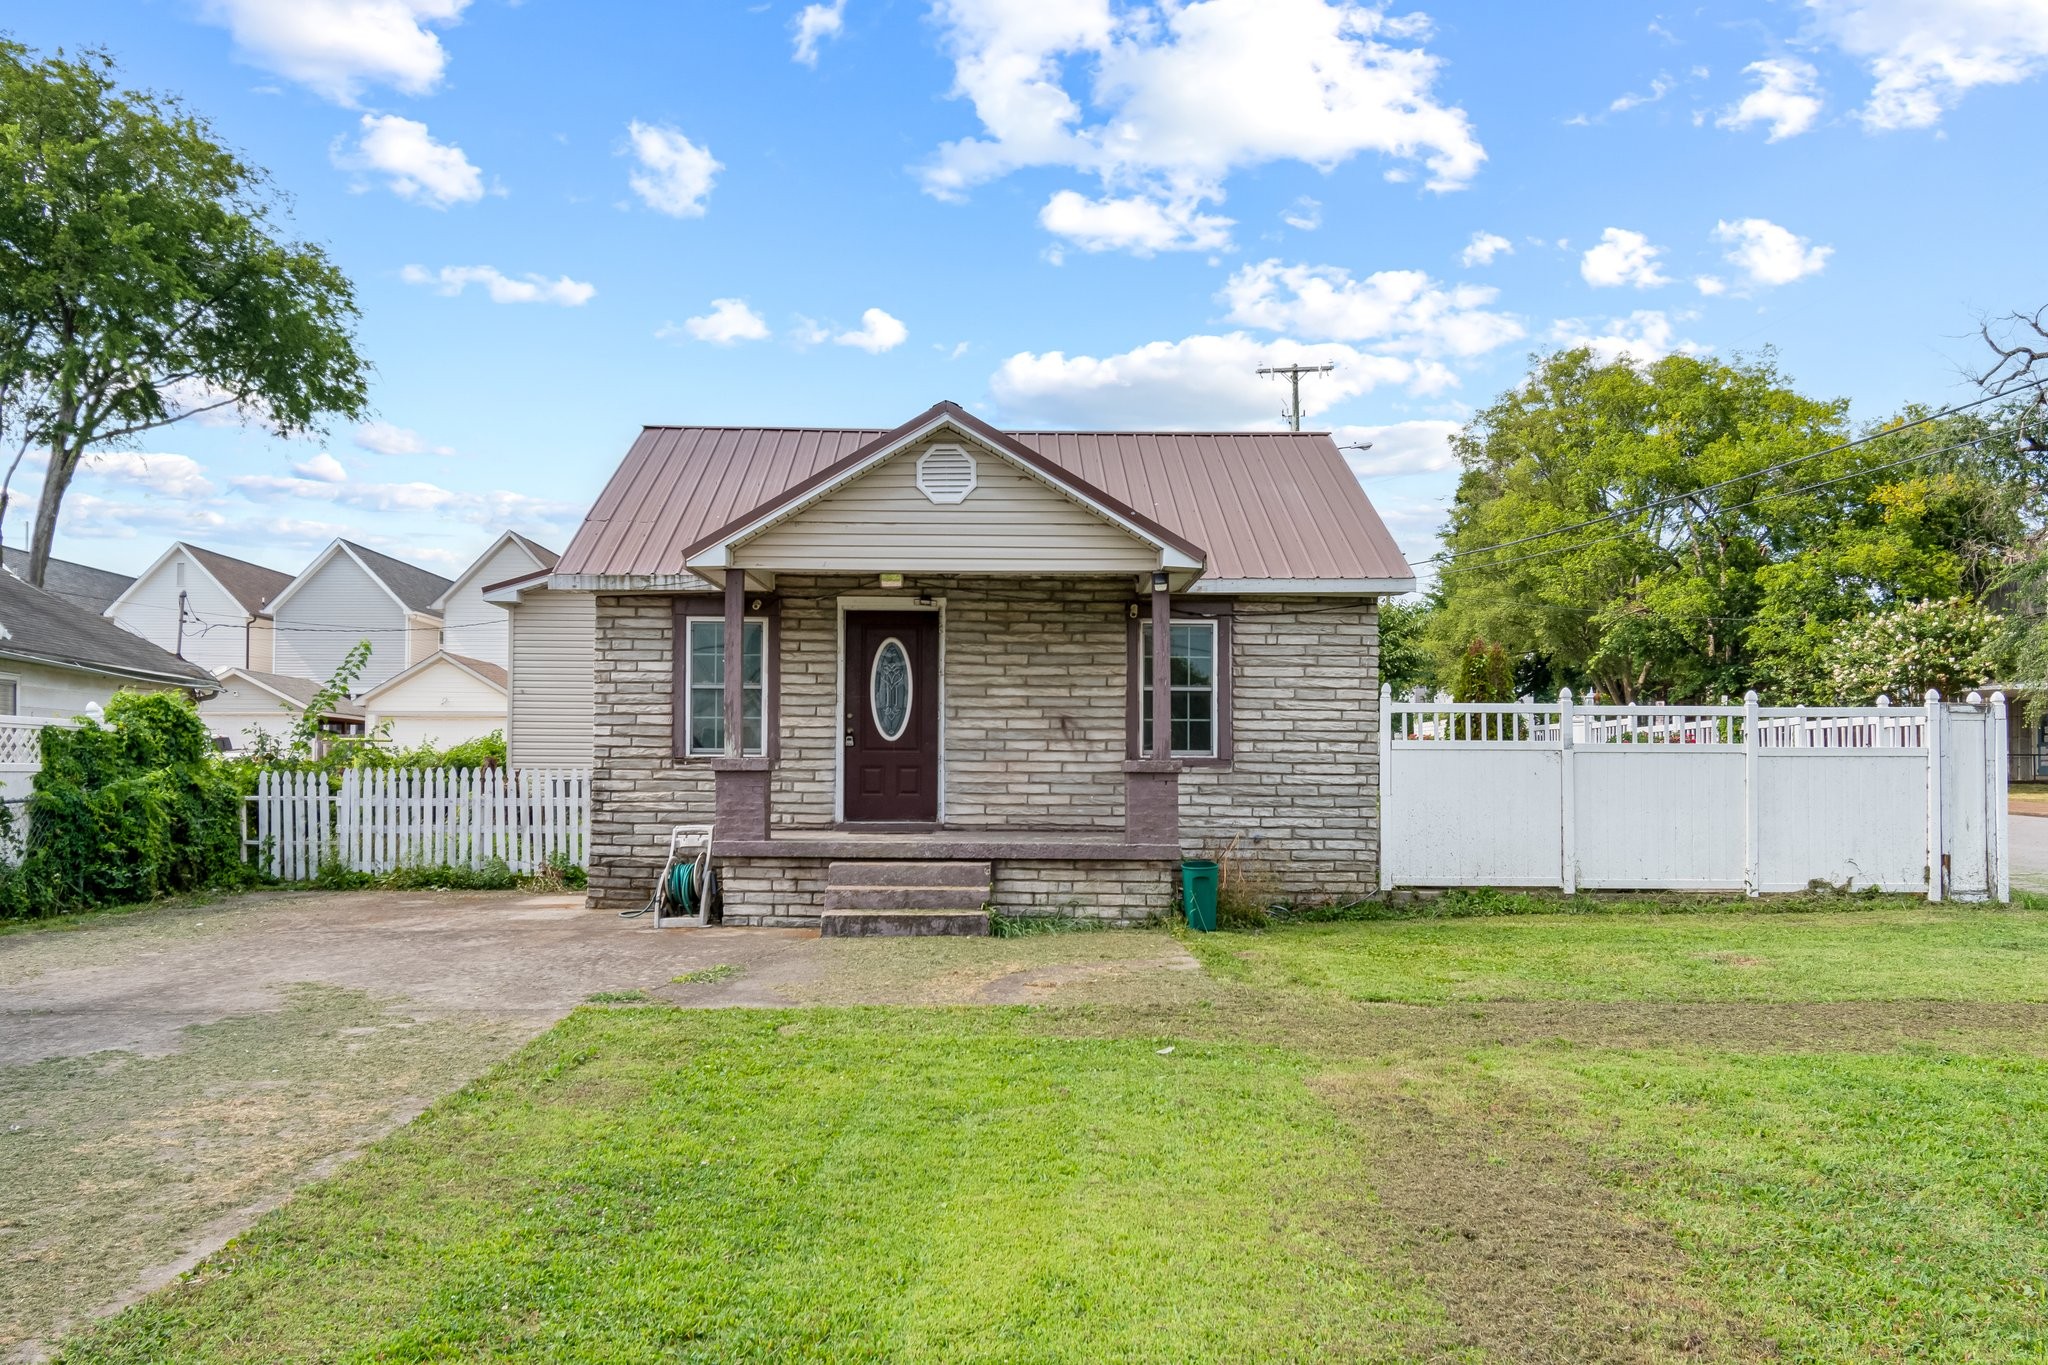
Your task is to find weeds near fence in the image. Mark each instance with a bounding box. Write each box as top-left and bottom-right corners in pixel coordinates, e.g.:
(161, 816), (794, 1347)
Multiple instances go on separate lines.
(306, 855), (581, 894)
(1205, 836), (1288, 931)
(989, 911), (1114, 938)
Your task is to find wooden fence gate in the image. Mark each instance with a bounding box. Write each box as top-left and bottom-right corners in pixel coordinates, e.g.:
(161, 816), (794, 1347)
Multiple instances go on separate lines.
(1379, 689), (2009, 902)
(249, 767), (591, 880)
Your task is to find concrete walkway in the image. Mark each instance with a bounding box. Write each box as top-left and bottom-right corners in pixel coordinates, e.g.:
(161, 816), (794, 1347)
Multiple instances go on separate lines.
(2012, 808), (2048, 894)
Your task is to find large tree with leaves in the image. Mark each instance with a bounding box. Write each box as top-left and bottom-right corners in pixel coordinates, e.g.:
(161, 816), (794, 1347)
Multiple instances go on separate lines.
(1429, 348), (2035, 702)
(0, 43), (369, 584)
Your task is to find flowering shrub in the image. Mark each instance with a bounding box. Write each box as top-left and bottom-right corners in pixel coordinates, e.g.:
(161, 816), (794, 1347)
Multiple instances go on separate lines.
(1821, 598), (2004, 704)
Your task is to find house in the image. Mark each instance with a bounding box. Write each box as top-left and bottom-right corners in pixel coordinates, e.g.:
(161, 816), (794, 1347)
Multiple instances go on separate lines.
(267, 540), (453, 691)
(1, 547), (135, 615)
(201, 668), (365, 753)
(358, 652), (508, 748)
(431, 531), (558, 669)
(554, 400), (1414, 928)
(485, 569), (595, 767)
(102, 543), (294, 675)
(0, 567), (218, 719)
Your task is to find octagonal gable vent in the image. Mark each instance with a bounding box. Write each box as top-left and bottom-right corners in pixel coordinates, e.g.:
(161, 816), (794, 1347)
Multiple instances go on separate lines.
(914, 444), (978, 505)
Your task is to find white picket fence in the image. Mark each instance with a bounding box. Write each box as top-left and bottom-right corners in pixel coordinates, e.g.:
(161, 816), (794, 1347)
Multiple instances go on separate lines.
(1380, 688), (2009, 901)
(249, 767), (591, 881)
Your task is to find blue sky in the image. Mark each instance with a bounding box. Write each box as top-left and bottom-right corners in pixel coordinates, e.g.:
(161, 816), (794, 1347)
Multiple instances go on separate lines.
(12, 0), (2048, 580)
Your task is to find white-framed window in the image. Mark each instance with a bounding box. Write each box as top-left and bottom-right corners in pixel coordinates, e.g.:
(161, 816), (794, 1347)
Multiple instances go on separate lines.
(685, 617), (767, 756)
(0, 676), (17, 716)
(1139, 619), (1218, 758)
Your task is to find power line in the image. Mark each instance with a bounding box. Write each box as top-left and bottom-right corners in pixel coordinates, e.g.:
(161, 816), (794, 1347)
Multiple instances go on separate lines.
(1256, 362), (1336, 432)
(1429, 380), (2036, 570)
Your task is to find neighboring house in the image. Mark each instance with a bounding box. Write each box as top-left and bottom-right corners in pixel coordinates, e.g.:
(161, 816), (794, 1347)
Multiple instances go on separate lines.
(555, 400), (1415, 928)
(201, 668), (365, 753)
(0, 567), (218, 719)
(267, 540), (453, 691)
(432, 531), (558, 669)
(1, 546), (136, 615)
(358, 652), (508, 748)
(484, 569), (595, 768)
(102, 542), (294, 675)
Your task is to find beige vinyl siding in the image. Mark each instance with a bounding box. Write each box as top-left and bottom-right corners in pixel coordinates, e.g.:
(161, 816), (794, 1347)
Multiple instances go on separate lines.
(0, 658), (178, 720)
(733, 442), (1160, 573)
(105, 549), (251, 674)
(200, 682), (301, 752)
(363, 658), (506, 749)
(271, 554), (410, 689)
(440, 539), (543, 668)
(246, 616), (275, 672)
(507, 588), (595, 767)
(406, 614), (443, 667)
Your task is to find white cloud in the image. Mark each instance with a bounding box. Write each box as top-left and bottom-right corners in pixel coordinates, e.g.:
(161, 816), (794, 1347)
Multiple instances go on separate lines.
(1717, 58), (1824, 140)
(1039, 190), (1232, 254)
(922, 0), (1484, 255)
(834, 308), (908, 353)
(58, 494), (230, 540)
(671, 298), (771, 345)
(989, 333), (1453, 429)
(293, 452), (350, 483)
(1220, 259), (1524, 357)
(333, 114), (484, 208)
(81, 451), (216, 498)
(1806, 0), (2048, 130)
(1329, 420), (1462, 476)
(1713, 217), (1832, 286)
(195, 0), (468, 105)
(1580, 228), (1671, 289)
(400, 264), (596, 306)
(354, 421), (455, 456)
(230, 469), (582, 527)
(1549, 310), (1699, 365)
(1695, 275), (1728, 296)
(624, 121), (721, 218)
(1608, 74), (1675, 113)
(792, 0), (847, 65)
(1460, 230), (1512, 267)
(1283, 196), (1323, 231)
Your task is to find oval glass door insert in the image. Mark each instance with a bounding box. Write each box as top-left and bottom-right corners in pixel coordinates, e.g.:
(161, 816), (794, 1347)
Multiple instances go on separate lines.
(870, 637), (912, 741)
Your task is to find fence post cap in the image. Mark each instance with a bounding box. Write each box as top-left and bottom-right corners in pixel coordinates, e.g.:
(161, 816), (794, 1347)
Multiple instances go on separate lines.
(1742, 689), (1759, 705)
(1926, 688), (1942, 703)
(1967, 689), (1984, 704)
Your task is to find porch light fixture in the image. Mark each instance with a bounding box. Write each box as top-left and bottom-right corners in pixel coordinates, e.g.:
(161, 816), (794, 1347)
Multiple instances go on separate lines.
(1151, 571), (1169, 591)
(915, 591), (934, 607)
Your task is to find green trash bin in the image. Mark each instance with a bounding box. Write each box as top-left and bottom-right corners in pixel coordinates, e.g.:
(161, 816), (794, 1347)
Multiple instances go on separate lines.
(1181, 859), (1219, 932)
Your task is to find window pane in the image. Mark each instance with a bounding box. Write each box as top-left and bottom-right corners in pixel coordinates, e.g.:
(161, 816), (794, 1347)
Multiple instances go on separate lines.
(1173, 688), (1214, 756)
(690, 686), (724, 753)
(742, 621), (765, 687)
(742, 685), (764, 755)
(1139, 619), (1219, 758)
(689, 619), (723, 679)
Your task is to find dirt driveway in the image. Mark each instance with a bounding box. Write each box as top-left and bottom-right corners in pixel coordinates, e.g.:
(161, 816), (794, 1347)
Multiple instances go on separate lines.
(0, 889), (1195, 1359)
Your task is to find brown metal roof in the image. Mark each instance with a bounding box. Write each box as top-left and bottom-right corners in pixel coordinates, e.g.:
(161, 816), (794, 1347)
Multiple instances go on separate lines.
(558, 401), (1413, 585)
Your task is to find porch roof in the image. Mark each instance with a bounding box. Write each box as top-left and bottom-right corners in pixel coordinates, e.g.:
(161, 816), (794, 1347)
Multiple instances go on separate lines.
(558, 400), (1415, 593)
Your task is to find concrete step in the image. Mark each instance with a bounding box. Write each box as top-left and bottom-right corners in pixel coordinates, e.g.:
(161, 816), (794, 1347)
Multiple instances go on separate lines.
(826, 886), (991, 912)
(826, 860), (992, 889)
(820, 908), (990, 938)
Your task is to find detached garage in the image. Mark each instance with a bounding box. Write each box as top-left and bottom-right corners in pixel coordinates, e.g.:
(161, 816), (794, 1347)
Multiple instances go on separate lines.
(358, 652), (507, 750)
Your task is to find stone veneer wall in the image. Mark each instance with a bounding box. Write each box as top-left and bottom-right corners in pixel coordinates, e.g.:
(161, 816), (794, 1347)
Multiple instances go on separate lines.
(991, 860), (1175, 922)
(587, 594), (712, 910)
(1181, 598), (1380, 903)
(767, 574), (1131, 830)
(585, 586), (1382, 911)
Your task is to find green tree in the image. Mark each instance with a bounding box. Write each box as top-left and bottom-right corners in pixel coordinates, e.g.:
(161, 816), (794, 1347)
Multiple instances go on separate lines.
(0, 44), (369, 584)
(1430, 348), (2038, 702)
(1376, 596), (1437, 697)
(1450, 636), (1514, 702)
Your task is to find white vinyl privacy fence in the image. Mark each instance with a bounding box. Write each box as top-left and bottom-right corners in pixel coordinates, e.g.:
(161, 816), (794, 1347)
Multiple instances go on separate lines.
(1379, 688), (2009, 902)
(249, 767), (590, 881)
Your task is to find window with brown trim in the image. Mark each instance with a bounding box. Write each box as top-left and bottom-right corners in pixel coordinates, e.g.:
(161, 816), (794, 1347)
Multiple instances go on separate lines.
(672, 596), (779, 761)
(1126, 602), (1232, 765)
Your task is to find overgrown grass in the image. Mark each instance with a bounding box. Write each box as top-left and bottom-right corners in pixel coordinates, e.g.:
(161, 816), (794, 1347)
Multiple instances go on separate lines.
(307, 856), (585, 894)
(60, 1009), (1449, 1362)
(987, 909), (1115, 938)
(670, 963), (740, 985)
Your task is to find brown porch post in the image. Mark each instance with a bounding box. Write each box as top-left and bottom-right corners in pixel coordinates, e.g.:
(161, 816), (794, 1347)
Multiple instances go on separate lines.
(723, 570), (745, 757)
(1151, 576), (1172, 761)
(1125, 571), (1181, 849)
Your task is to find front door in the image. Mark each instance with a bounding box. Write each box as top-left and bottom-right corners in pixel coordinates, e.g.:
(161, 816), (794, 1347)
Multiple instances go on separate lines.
(844, 612), (939, 823)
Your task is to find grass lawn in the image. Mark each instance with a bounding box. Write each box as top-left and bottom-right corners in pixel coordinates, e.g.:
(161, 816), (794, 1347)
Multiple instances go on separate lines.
(56, 896), (2048, 1363)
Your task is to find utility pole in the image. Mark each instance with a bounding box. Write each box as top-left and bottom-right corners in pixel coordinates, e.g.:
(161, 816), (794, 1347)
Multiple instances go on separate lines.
(1256, 361), (1335, 431)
